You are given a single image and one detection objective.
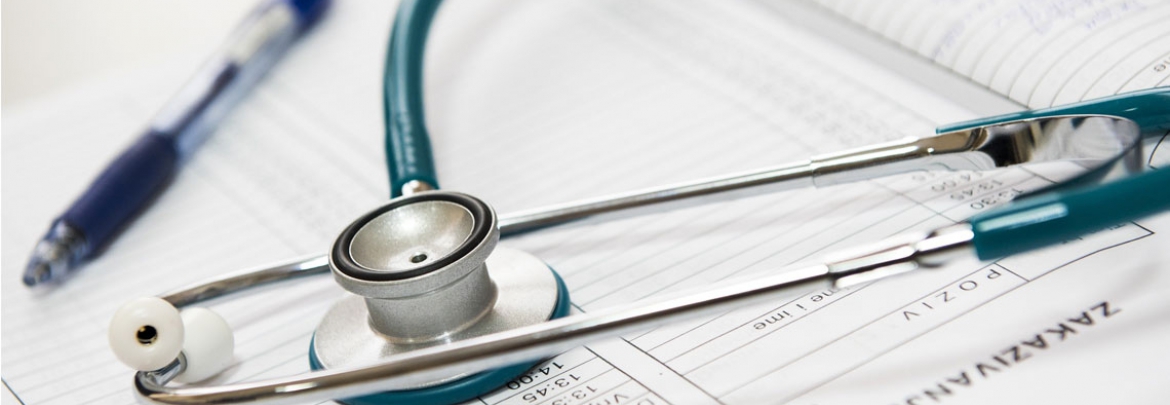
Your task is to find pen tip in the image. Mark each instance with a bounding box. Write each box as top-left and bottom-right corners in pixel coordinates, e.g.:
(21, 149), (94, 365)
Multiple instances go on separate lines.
(22, 263), (51, 287)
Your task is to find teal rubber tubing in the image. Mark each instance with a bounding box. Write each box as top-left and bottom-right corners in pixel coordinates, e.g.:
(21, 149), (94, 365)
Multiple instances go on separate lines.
(937, 87), (1170, 137)
(384, 0), (444, 197)
(969, 168), (1170, 260)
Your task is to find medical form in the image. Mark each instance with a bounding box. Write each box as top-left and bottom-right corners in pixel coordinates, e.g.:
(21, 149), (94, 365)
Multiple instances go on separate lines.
(3, 0), (1168, 404)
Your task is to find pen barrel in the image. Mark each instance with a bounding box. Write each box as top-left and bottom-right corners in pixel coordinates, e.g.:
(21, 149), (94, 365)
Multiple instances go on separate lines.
(62, 133), (178, 254)
(152, 0), (305, 159)
(286, 0), (331, 29)
(969, 168), (1170, 260)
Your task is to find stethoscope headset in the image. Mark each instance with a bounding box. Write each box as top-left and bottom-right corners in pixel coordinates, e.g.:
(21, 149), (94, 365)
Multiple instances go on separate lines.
(107, 1), (1170, 404)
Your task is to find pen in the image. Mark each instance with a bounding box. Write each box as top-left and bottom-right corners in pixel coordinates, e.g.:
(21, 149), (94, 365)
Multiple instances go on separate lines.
(23, 0), (330, 287)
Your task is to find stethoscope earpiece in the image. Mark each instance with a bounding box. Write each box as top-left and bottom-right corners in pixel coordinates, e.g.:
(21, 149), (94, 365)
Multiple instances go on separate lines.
(109, 297), (185, 372)
(109, 297), (234, 383)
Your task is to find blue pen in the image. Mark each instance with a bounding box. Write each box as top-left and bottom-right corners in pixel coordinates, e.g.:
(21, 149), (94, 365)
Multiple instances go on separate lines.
(22, 0), (330, 287)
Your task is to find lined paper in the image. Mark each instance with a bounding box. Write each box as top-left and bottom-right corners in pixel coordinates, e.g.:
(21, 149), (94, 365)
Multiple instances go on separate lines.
(811, 0), (1170, 107)
(3, 1), (1169, 405)
(1, 1), (393, 404)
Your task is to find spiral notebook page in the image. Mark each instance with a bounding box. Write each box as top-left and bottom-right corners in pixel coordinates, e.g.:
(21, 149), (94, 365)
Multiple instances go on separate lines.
(3, 1), (1169, 405)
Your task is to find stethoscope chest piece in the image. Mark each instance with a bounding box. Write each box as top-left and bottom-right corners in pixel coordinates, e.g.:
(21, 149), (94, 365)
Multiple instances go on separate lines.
(312, 191), (570, 404)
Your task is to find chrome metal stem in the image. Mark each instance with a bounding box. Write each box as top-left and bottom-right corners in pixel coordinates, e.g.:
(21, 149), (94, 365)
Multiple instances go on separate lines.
(495, 133), (965, 235)
(135, 224), (974, 405)
(400, 179), (436, 196)
(503, 115), (1138, 234)
(162, 255), (329, 307)
(160, 116), (1136, 307)
(140, 354), (186, 387)
(499, 162), (814, 235)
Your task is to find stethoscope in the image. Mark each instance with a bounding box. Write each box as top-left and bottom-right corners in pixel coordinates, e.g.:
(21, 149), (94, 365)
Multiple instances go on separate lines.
(107, 1), (1170, 404)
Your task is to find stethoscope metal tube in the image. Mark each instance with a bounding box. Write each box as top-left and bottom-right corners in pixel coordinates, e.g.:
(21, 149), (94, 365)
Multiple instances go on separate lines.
(155, 112), (1147, 295)
(161, 256), (329, 308)
(129, 114), (1159, 405)
(135, 223), (976, 405)
(499, 114), (1131, 234)
(132, 162), (1170, 405)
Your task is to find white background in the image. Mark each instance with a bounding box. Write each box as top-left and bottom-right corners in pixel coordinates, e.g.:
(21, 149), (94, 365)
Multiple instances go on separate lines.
(2, 0), (256, 107)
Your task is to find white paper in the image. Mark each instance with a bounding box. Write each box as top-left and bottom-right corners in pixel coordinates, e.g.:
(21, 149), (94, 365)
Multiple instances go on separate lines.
(813, 0), (1170, 107)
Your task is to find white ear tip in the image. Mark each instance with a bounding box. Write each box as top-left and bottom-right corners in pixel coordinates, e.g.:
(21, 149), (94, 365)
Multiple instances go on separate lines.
(109, 297), (184, 371)
(173, 307), (234, 383)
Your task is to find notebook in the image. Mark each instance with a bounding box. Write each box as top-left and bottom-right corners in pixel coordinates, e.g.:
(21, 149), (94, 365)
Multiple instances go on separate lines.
(2, 0), (1167, 404)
